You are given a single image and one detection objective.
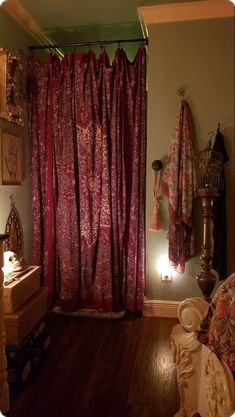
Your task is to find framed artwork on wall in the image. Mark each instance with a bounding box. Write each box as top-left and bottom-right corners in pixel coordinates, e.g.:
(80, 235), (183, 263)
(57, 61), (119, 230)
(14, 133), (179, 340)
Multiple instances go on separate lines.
(0, 48), (24, 126)
(0, 128), (23, 185)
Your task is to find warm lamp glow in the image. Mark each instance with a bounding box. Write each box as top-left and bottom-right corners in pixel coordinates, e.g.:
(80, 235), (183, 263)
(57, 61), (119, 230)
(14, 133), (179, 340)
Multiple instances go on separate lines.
(0, 0), (6, 6)
(156, 254), (176, 279)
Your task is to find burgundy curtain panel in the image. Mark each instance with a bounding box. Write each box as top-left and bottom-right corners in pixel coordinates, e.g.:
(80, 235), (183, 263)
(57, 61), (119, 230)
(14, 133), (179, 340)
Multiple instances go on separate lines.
(27, 48), (146, 312)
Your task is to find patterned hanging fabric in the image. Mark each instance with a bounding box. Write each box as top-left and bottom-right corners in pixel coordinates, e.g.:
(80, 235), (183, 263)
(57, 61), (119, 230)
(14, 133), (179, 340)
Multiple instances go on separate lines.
(27, 47), (146, 312)
(212, 128), (229, 280)
(162, 99), (196, 273)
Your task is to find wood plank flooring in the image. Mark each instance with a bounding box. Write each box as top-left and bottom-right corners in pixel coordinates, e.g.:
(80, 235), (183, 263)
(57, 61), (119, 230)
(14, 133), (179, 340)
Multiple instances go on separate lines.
(7, 314), (179, 417)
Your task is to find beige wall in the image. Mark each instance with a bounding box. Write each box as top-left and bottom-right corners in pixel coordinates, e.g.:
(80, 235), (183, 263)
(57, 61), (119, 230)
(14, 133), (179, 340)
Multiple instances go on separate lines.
(0, 9), (34, 264)
(146, 17), (234, 300)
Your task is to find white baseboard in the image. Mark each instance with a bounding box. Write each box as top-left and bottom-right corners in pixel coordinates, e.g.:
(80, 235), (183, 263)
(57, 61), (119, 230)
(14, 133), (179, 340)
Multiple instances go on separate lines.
(144, 299), (180, 318)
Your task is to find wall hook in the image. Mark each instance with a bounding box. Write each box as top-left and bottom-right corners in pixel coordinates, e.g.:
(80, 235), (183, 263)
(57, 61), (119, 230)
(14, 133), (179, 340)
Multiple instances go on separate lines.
(9, 194), (16, 207)
(152, 160), (163, 171)
(177, 88), (185, 98)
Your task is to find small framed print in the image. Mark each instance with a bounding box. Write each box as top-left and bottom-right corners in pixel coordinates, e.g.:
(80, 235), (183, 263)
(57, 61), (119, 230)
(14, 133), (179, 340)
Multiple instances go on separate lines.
(0, 128), (23, 185)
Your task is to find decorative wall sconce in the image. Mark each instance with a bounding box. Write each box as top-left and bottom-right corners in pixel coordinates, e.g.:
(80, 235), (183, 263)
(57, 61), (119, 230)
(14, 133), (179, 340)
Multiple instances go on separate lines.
(0, 48), (24, 126)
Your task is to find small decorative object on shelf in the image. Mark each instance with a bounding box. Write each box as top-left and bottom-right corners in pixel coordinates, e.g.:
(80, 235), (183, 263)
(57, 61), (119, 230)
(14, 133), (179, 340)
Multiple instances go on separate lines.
(195, 139), (223, 192)
(4, 195), (23, 258)
(0, 48), (24, 126)
(2, 251), (24, 285)
(194, 140), (223, 301)
(2, 195), (25, 285)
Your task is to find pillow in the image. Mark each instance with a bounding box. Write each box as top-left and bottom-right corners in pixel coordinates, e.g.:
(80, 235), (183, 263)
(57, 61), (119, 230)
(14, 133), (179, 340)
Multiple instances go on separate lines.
(196, 273), (235, 372)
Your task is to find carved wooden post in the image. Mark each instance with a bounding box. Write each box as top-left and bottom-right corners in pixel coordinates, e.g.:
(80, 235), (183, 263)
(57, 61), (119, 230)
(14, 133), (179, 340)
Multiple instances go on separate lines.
(0, 234), (9, 413)
(196, 189), (218, 302)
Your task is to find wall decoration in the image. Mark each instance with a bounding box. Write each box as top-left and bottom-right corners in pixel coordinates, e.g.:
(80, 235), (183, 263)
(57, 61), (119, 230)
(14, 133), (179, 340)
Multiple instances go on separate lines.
(0, 128), (23, 185)
(0, 48), (24, 126)
(4, 194), (24, 259)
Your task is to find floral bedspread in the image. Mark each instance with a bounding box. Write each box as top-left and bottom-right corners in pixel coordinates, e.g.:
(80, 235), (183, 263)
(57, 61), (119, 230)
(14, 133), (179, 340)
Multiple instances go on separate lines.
(196, 273), (235, 373)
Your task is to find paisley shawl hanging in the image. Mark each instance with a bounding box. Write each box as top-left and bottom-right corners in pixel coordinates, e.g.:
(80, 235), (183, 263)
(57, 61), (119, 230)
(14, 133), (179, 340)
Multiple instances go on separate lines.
(162, 99), (196, 273)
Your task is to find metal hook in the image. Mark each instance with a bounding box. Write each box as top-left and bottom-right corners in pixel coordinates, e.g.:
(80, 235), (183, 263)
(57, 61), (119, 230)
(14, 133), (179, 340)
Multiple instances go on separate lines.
(177, 88), (185, 98)
(9, 194), (16, 207)
(117, 40), (123, 48)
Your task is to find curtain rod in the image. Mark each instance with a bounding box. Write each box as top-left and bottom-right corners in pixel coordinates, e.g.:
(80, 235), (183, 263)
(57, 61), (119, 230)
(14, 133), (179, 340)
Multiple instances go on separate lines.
(29, 37), (148, 51)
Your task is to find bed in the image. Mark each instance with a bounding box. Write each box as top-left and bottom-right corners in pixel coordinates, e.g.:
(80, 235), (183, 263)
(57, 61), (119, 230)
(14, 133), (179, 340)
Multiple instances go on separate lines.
(171, 273), (235, 417)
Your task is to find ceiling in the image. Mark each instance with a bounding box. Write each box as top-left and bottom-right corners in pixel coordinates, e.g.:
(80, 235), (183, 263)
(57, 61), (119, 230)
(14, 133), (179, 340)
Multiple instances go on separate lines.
(3, 0), (195, 44)
(1, 0), (164, 58)
(4, 0), (230, 58)
(17, 0), (152, 28)
(12, 0), (158, 43)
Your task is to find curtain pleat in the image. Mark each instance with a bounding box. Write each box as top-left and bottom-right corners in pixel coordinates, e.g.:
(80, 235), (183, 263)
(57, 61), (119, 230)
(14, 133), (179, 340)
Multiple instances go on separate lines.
(27, 48), (146, 311)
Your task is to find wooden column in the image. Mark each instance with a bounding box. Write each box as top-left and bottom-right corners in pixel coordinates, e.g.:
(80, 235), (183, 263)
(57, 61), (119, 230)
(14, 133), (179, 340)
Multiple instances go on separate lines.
(0, 234), (9, 413)
(196, 189), (218, 301)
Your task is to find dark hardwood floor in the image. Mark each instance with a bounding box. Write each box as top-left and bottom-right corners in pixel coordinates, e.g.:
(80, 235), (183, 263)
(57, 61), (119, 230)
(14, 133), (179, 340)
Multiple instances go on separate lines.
(7, 314), (179, 417)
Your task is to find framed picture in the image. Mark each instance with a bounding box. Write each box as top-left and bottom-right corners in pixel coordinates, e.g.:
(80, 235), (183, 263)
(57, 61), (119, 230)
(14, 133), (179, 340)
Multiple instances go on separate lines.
(0, 129), (23, 185)
(0, 48), (24, 126)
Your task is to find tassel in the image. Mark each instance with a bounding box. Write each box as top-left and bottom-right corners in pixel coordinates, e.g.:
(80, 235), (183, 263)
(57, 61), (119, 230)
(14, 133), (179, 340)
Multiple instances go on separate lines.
(149, 170), (163, 232)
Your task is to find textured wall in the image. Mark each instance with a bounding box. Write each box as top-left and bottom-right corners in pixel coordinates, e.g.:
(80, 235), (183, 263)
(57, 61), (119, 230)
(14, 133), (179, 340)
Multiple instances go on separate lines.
(0, 8), (35, 264)
(146, 17), (234, 300)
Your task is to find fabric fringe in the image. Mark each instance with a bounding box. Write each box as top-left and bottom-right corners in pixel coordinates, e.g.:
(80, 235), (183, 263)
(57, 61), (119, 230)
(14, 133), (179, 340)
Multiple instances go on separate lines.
(149, 170), (163, 232)
(149, 200), (162, 232)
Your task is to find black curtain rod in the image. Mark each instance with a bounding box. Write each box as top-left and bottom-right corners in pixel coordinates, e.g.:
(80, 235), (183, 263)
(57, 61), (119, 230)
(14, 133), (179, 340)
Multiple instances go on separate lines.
(29, 37), (148, 51)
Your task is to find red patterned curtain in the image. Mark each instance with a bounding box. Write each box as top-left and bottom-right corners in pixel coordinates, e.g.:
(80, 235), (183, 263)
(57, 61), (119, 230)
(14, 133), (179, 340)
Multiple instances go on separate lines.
(27, 48), (146, 312)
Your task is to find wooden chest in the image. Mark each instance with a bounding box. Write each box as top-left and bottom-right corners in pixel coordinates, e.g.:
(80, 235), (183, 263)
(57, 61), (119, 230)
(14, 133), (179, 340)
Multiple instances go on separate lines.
(4, 287), (48, 346)
(6, 314), (50, 385)
(3, 266), (41, 313)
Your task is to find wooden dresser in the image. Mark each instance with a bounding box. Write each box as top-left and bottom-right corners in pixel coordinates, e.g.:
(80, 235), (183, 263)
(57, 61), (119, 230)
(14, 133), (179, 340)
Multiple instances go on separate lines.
(0, 234), (9, 413)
